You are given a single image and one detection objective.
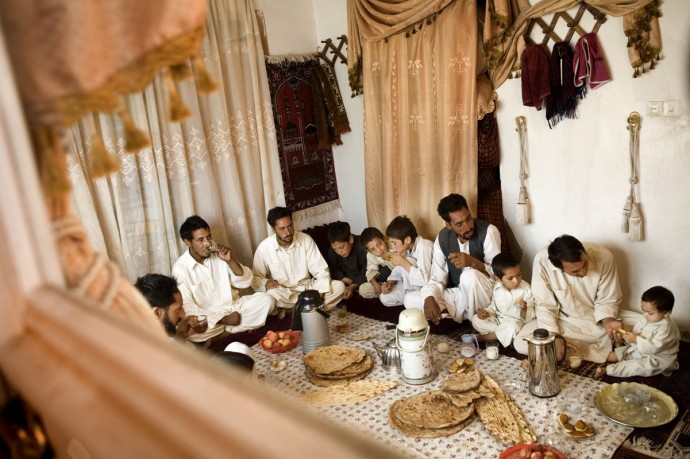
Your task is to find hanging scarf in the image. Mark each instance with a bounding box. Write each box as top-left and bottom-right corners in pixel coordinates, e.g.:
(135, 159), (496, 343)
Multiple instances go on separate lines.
(546, 42), (577, 129)
(573, 33), (612, 99)
(520, 44), (551, 111)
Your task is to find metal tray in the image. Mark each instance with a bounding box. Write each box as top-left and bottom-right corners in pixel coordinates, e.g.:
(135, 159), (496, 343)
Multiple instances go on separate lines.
(594, 382), (678, 428)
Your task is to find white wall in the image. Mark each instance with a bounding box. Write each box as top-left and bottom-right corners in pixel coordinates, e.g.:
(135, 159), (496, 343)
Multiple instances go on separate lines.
(496, 0), (690, 330)
(258, 0), (690, 331)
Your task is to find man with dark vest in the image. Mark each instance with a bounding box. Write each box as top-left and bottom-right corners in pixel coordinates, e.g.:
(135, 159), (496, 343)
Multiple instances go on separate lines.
(420, 194), (501, 324)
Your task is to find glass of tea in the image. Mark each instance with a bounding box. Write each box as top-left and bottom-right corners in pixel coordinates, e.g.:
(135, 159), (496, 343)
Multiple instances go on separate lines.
(192, 315), (208, 334)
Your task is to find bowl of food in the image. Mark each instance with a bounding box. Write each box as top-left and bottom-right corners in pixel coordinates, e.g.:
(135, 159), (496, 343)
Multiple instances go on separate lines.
(259, 330), (300, 353)
(499, 444), (568, 459)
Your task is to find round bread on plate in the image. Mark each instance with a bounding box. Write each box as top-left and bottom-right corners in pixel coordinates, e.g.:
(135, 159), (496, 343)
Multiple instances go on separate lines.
(389, 391), (475, 437)
(304, 345), (366, 375)
(442, 368), (482, 393)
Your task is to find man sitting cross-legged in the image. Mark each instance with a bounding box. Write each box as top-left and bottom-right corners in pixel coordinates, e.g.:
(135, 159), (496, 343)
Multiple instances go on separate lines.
(172, 216), (275, 343)
(252, 206), (345, 312)
(421, 193), (501, 325)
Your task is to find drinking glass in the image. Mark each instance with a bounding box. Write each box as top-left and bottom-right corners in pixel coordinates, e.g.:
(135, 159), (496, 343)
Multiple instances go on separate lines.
(485, 341), (500, 360)
(207, 240), (219, 254)
(192, 315), (208, 334)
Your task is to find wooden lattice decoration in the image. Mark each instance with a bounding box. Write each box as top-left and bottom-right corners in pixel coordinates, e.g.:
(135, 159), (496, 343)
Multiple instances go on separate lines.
(526, 3), (607, 46)
(318, 35), (348, 67)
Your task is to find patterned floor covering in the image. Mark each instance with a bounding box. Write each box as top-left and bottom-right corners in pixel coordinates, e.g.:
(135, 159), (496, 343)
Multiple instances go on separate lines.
(447, 322), (690, 459)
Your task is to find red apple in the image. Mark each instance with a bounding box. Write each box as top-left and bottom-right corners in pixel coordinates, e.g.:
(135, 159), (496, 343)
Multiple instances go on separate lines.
(272, 342), (282, 350)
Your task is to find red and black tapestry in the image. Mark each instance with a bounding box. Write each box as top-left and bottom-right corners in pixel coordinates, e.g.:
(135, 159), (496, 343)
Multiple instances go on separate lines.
(265, 55), (342, 214)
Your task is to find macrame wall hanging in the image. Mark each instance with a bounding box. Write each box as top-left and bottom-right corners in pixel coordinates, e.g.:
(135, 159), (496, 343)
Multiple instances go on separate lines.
(621, 111), (643, 241)
(515, 116), (530, 225)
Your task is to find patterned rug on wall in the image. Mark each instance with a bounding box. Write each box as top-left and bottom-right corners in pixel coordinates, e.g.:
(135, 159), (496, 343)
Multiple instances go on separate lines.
(265, 55), (342, 218)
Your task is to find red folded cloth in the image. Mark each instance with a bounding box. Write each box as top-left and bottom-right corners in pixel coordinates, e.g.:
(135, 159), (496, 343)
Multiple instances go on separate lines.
(573, 32), (612, 98)
(521, 44), (551, 111)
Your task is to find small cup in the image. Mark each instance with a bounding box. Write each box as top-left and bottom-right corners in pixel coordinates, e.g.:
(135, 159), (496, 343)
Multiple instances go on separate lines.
(568, 355), (582, 369)
(485, 341), (500, 360)
(192, 315), (208, 334)
(336, 304), (348, 318)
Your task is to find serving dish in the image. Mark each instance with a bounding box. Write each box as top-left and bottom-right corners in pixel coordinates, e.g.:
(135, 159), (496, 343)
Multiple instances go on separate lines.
(259, 330), (301, 353)
(594, 382), (678, 428)
(499, 444), (568, 459)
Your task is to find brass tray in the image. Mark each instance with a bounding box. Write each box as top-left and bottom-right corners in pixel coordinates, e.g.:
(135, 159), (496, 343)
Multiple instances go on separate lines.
(594, 382), (678, 428)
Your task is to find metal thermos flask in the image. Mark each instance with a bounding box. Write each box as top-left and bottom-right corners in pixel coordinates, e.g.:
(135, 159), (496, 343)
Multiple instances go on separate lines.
(525, 328), (566, 397)
(290, 290), (330, 354)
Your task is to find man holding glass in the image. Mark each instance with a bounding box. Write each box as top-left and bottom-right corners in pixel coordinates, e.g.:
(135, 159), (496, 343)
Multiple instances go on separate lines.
(172, 215), (275, 343)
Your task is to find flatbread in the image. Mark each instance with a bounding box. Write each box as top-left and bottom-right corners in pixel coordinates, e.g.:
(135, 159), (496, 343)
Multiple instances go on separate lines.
(306, 367), (371, 387)
(442, 369), (482, 393)
(303, 345), (366, 375)
(474, 375), (536, 445)
(390, 391), (474, 430)
(305, 355), (373, 380)
(389, 411), (475, 438)
(299, 380), (397, 406)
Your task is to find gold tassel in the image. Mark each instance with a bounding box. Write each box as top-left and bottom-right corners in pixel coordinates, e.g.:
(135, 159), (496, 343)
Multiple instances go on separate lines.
(192, 55), (219, 93)
(516, 186), (530, 225)
(165, 74), (191, 122)
(508, 71), (514, 79)
(36, 128), (71, 196)
(89, 136), (120, 178)
(621, 195), (633, 233)
(633, 68), (640, 78)
(119, 110), (150, 152)
(628, 202), (643, 241)
(170, 62), (192, 81)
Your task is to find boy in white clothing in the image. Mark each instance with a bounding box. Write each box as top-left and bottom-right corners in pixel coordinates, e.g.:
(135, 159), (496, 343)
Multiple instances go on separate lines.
(381, 216), (433, 308)
(472, 252), (535, 348)
(596, 286), (680, 378)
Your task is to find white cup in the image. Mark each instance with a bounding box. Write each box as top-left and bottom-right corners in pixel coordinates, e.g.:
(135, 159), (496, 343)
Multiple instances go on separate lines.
(569, 355), (582, 368)
(486, 341), (500, 360)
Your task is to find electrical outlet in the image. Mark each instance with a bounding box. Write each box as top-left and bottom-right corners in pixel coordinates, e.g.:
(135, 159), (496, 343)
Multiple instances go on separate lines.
(663, 100), (680, 117)
(647, 101), (662, 117)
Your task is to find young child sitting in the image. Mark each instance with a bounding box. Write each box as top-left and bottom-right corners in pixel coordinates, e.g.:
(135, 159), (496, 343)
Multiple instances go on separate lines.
(358, 227), (396, 299)
(596, 286), (680, 379)
(382, 215), (433, 308)
(326, 222), (369, 300)
(471, 252), (535, 348)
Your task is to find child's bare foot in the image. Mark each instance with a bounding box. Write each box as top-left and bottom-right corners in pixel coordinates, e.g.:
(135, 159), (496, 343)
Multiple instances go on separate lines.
(277, 308), (287, 320)
(594, 365), (607, 380)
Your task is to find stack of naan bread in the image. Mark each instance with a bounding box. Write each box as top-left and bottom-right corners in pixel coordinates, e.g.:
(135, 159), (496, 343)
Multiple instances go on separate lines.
(389, 368), (537, 444)
(303, 345), (374, 387)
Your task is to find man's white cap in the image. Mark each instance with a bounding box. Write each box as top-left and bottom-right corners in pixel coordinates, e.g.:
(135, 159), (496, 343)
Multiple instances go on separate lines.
(224, 341), (253, 359)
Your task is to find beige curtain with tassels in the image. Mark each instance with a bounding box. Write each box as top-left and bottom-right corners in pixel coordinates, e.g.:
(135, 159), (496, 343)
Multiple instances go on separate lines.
(67, 0), (284, 281)
(485, 0), (662, 90)
(348, 0), (487, 239)
(0, 0), (213, 338)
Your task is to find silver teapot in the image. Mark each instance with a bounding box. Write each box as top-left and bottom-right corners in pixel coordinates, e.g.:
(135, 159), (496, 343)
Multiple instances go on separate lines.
(525, 328), (566, 398)
(372, 339), (401, 374)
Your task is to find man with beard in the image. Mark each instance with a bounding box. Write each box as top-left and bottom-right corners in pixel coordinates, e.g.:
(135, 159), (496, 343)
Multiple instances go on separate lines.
(513, 234), (631, 363)
(421, 194), (501, 324)
(252, 207), (344, 313)
(134, 273), (198, 341)
(172, 216), (275, 343)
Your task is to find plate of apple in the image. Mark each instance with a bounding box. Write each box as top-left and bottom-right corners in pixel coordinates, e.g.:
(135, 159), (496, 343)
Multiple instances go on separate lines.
(259, 330), (301, 353)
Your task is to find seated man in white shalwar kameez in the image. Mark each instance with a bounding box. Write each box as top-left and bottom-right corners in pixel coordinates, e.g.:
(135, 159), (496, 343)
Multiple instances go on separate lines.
(514, 234), (638, 363)
(172, 216), (275, 343)
(421, 194), (500, 325)
(252, 207), (345, 313)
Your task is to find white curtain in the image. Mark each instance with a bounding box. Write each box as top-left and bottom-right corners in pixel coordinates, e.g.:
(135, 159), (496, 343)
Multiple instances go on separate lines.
(66, 0), (284, 281)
